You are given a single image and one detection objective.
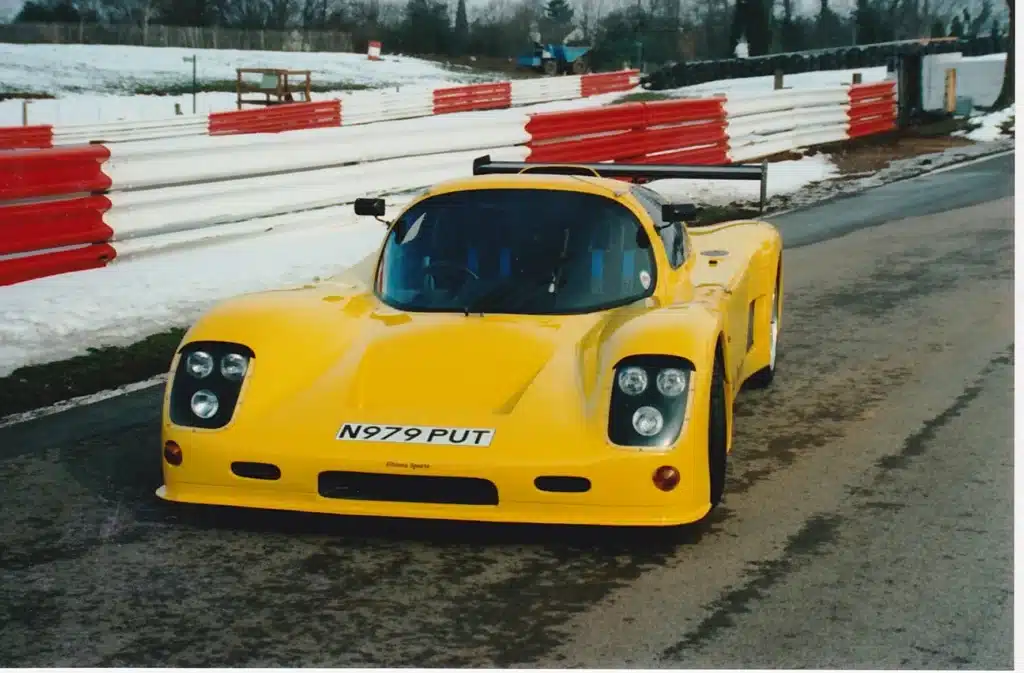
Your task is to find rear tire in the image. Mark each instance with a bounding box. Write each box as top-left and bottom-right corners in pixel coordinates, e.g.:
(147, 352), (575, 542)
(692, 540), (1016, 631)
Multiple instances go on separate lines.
(708, 354), (728, 508)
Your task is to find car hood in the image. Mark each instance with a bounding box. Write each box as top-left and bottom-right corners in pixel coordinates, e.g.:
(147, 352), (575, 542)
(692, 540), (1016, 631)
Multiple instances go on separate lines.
(185, 286), (651, 429)
(343, 313), (571, 414)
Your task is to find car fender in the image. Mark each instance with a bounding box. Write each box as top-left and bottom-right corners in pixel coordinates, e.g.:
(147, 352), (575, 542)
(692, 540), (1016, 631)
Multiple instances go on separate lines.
(168, 283), (378, 419)
(597, 301), (725, 409)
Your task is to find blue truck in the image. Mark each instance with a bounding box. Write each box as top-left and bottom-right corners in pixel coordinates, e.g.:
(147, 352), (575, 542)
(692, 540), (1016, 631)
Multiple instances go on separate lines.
(516, 42), (592, 76)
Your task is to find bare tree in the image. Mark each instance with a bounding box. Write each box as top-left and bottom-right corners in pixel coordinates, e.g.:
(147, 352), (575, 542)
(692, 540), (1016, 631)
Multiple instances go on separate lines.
(577, 0), (608, 39)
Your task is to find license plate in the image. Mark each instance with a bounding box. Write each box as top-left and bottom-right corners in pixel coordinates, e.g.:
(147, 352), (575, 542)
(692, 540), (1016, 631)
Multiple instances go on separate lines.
(336, 422), (495, 447)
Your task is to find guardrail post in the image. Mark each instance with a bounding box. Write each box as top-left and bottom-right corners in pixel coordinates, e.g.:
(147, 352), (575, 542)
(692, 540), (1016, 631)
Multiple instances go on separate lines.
(852, 72), (862, 85)
(773, 70), (784, 90)
(22, 100), (30, 126)
(759, 159), (768, 213)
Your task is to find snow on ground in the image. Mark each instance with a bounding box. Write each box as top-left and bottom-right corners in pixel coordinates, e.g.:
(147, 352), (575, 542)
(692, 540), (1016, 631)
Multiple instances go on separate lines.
(649, 152), (839, 207)
(3, 83), (635, 126)
(0, 47), (881, 126)
(956, 104), (1015, 142)
(0, 42), (490, 124)
(0, 43), (486, 95)
(0, 213), (383, 378)
(655, 66), (889, 98)
(0, 152), (836, 377)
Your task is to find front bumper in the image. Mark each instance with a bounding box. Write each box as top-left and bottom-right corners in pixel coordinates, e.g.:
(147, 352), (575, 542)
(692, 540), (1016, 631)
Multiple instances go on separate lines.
(158, 428), (712, 528)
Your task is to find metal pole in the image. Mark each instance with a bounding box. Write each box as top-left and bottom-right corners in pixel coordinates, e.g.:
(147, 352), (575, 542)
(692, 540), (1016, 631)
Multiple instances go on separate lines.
(192, 54), (197, 114)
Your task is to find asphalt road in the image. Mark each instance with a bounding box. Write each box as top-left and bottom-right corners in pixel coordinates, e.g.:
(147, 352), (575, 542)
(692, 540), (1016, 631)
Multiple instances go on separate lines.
(0, 152), (1014, 668)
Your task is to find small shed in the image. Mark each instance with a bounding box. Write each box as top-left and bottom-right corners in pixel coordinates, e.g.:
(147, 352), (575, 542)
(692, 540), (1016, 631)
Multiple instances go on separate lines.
(236, 68), (313, 109)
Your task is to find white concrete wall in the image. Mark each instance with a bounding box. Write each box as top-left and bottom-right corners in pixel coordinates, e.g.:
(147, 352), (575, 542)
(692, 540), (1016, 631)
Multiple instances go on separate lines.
(922, 52), (1006, 111)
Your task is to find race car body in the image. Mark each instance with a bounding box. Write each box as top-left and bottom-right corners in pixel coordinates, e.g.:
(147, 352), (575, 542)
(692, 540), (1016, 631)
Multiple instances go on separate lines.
(157, 157), (783, 528)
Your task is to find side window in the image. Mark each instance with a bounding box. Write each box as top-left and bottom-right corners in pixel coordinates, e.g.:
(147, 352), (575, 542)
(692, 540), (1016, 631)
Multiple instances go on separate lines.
(631, 186), (687, 269)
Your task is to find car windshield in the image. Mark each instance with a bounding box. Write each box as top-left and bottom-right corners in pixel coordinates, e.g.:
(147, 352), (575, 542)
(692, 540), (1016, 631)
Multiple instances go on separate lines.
(375, 188), (657, 315)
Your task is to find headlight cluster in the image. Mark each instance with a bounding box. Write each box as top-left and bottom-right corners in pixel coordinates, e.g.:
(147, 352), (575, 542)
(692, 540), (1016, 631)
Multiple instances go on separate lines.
(169, 341), (254, 429)
(608, 355), (694, 449)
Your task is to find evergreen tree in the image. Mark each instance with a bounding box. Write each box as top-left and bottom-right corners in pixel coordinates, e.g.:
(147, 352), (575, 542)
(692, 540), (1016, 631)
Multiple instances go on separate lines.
(816, 0), (842, 48)
(746, 0), (771, 55)
(949, 14), (964, 37)
(400, 0), (452, 54)
(729, 0), (747, 56)
(930, 18), (946, 37)
(453, 0), (469, 55)
(855, 0), (881, 44)
(729, 0), (770, 56)
(545, 0), (575, 25)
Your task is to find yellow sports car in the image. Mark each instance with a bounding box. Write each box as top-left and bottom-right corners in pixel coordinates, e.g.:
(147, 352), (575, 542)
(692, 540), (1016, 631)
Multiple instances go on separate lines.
(157, 156), (783, 528)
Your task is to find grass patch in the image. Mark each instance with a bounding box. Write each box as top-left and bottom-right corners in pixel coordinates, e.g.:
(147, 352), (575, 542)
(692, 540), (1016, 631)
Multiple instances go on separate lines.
(0, 328), (186, 419)
(0, 90), (56, 101)
(129, 78), (375, 96)
(613, 91), (674, 104)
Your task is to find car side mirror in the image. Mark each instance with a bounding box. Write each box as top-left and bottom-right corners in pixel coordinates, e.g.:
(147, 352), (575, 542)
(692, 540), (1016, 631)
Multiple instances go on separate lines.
(354, 197), (386, 217)
(663, 203), (699, 222)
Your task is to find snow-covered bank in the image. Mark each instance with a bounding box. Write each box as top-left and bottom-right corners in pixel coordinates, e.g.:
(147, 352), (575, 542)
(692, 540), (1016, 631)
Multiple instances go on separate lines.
(956, 105), (1015, 142)
(0, 42), (486, 95)
(652, 66), (889, 99)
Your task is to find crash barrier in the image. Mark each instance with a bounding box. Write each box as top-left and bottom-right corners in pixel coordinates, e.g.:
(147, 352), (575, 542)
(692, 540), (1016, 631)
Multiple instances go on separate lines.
(208, 100), (342, 136)
(51, 116), (209, 146)
(0, 81), (897, 286)
(725, 86), (855, 161)
(523, 83), (876, 165)
(0, 125), (53, 150)
(847, 82), (898, 138)
(525, 98), (729, 165)
(433, 82), (512, 115)
(642, 36), (998, 91)
(0, 145), (114, 285)
(1, 70), (641, 149)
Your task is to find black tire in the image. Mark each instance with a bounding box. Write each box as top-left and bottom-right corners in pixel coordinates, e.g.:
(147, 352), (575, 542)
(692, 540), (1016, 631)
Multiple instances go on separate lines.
(708, 352), (728, 508)
(542, 59), (558, 76)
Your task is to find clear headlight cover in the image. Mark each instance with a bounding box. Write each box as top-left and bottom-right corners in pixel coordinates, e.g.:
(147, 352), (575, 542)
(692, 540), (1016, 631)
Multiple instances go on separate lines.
(220, 353), (249, 381)
(656, 368), (688, 397)
(185, 351), (214, 379)
(617, 366), (648, 395)
(632, 406), (664, 437)
(190, 390), (219, 419)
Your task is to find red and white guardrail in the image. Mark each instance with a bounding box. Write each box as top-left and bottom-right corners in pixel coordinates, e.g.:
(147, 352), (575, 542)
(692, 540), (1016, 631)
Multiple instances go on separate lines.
(0, 81), (897, 286)
(1, 71), (640, 148)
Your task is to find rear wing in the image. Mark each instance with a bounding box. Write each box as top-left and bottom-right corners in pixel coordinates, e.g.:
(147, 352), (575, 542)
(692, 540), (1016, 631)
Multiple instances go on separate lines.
(472, 155), (769, 213)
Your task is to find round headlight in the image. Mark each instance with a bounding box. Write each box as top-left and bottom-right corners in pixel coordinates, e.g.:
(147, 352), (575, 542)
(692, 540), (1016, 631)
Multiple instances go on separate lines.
(220, 353), (249, 381)
(617, 366), (648, 396)
(190, 390), (219, 419)
(632, 405), (664, 437)
(656, 368), (688, 397)
(185, 351), (214, 379)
